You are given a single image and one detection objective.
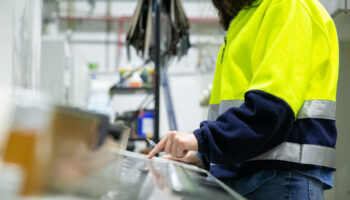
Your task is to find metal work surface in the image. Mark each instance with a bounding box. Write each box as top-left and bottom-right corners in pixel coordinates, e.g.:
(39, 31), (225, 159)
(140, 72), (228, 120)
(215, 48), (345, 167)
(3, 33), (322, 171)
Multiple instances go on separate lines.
(101, 150), (245, 200)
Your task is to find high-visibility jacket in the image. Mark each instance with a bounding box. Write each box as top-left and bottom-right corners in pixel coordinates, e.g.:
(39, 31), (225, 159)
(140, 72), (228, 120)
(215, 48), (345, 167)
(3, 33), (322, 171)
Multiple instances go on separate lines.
(194, 0), (338, 178)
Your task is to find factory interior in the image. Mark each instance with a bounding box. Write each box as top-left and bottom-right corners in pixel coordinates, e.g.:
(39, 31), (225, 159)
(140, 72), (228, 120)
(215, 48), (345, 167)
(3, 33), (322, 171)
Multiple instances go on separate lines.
(0, 0), (349, 199)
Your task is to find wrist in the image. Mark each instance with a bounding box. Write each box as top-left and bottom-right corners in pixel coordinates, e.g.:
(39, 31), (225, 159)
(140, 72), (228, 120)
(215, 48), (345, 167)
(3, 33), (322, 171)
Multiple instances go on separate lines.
(189, 134), (199, 151)
(191, 151), (203, 168)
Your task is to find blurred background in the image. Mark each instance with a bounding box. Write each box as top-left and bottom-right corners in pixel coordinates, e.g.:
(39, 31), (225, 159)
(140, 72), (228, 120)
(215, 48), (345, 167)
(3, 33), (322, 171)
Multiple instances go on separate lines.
(0, 0), (349, 199)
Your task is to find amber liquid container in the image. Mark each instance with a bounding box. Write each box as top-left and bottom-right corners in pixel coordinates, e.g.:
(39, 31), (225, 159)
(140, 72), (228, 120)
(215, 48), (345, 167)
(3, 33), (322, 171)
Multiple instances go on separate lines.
(2, 91), (51, 196)
(3, 129), (40, 195)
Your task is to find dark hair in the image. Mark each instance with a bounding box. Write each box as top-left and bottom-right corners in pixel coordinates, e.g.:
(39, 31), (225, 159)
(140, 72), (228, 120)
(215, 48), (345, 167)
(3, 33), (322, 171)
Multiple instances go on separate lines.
(212, 0), (256, 30)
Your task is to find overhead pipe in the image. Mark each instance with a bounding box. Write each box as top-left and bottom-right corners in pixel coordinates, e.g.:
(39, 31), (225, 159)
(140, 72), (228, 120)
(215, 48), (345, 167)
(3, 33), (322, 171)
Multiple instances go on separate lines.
(58, 15), (219, 23)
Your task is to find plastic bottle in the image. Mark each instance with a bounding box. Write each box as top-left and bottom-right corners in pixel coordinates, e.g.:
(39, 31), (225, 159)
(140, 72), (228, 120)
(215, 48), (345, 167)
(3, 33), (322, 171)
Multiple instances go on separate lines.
(130, 71), (143, 88)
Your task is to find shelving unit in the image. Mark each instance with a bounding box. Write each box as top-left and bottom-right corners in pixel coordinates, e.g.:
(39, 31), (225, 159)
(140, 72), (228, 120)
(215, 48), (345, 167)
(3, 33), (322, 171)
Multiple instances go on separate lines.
(109, 0), (170, 144)
(109, 86), (154, 96)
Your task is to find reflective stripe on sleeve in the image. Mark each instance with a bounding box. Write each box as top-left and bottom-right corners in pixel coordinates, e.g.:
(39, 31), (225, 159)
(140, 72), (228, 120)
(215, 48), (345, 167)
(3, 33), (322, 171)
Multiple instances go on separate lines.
(208, 100), (244, 121)
(249, 142), (335, 168)
(208, 99), (336, 121)
(297, 100), (336, 120)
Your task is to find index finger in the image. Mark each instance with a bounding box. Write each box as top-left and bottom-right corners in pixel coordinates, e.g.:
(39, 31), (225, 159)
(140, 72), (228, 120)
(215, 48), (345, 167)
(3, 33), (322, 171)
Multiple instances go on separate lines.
(147, 136), (168, 159)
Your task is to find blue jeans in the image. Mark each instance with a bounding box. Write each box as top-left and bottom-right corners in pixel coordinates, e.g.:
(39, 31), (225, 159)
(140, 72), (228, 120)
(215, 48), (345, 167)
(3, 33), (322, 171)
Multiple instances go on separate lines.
(222, 170), (324, 200)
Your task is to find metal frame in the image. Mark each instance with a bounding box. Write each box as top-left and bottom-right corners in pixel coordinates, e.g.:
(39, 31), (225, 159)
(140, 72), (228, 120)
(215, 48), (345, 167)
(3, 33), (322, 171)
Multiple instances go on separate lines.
(154, 0), (180, 142)
(154, 0), (162, 143)
(162, 68), (178, 131)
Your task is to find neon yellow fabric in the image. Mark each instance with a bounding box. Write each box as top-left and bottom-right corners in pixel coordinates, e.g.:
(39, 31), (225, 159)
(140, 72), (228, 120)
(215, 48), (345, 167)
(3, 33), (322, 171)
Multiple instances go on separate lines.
(210, 0), (339, 117)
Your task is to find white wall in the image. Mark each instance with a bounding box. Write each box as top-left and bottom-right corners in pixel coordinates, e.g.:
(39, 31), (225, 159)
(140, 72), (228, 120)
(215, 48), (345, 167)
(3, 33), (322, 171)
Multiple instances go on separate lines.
(161, 48), (212, 134)
(160, 74), (204, 135)
(0, 1), (13, 87)
(41, 38), (68, 104)
(333, 42), (350, 200)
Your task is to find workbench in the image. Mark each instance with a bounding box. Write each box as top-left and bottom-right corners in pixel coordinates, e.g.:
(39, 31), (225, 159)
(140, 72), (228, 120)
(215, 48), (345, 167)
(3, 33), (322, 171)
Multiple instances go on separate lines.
(33, 149), (246, 200)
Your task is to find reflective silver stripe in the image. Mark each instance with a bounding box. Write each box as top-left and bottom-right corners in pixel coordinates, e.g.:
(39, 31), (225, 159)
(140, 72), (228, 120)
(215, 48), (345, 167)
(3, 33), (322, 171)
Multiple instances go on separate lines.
(297, 100), (336, 120)
(208, 100), (244, 121)
(249, 142), (335, 168)
(209, 99), (336, 121)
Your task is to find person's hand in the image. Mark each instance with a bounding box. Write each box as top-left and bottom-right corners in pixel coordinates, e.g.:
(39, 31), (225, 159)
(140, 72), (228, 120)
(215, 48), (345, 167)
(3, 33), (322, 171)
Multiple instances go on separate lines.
(147, 131), (198, 159)
(161, 151), (203, 168)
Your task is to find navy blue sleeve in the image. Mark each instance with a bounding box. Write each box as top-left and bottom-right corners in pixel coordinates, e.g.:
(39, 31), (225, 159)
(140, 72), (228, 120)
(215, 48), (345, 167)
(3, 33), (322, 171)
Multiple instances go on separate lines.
(193, 90), (295, 165)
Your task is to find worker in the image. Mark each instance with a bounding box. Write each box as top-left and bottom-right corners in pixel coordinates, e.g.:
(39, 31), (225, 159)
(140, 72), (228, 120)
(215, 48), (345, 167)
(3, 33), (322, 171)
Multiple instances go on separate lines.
(148, 0), (338, 199)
